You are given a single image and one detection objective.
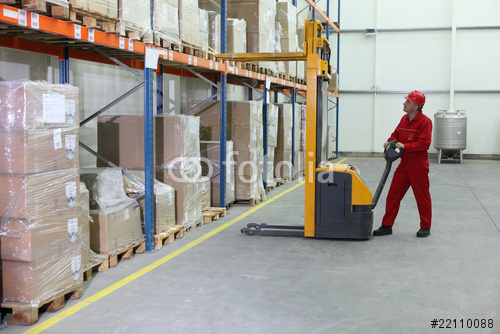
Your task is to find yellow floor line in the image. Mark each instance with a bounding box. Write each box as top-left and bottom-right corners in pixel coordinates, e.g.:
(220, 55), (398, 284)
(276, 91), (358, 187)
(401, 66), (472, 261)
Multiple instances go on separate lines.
(24, 180), (306, 334)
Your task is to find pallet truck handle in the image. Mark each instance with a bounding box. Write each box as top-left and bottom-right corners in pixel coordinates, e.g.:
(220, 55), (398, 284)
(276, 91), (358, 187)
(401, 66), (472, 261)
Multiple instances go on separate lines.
(371, 142), (404, 210)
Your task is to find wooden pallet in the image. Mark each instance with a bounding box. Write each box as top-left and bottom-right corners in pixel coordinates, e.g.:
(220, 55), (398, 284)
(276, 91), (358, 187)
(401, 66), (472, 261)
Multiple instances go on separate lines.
(82, 252), (109, 280)
(67, 2), (120, 34)
(101, 240), (146, 269)
(234, 195), (264, 206)
(153, 34), (180, 51)
(267, 184), (276, 192)
(154, 224), (184, 250)
(185, 220), (203, 232)
(1, 282), (83, 325)
(19, 0), (70, 20)
(181, 42), (213, 60)
(202, 207), (227, 224)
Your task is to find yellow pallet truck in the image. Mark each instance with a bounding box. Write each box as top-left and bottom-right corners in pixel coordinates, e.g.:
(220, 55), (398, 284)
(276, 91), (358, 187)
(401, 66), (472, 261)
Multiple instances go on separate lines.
(218, 20), (402, 240)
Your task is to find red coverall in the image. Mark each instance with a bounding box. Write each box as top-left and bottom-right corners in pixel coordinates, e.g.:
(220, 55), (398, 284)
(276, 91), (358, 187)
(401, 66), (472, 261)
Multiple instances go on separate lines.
(382, 111), (433, 229)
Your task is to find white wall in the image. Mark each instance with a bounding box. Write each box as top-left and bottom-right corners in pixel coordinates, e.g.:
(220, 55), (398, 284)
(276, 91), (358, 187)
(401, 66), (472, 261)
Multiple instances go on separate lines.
(334, 0), (500, 155)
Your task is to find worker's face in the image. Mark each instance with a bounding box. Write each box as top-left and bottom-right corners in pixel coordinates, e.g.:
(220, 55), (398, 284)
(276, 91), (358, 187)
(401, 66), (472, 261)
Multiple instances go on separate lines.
(403, 99), (419, 114)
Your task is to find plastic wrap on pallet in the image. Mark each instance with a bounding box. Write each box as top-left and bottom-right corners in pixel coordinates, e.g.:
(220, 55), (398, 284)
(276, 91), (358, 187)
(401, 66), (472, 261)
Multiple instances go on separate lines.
(227, 18), (247, 54)
(69, 0), (118, 19)
(200, 140), (235, 207)
(234, 149), (264, 201)
(198, 177), (211, 211)
(0, 127), (78, 174)
(153, 0), (181, 46)
(2, 240), (83, 304)
(80, 182), (91, 267)
(0, 81), (79, 130)
(267, 103), (279, 148)
(122, 170), (176, 234)
(274, 22), (286, 73)
(207, 11), (220, 53)
(266, 146), (276, 187)
(80, 168), (144, 254)
(178, 0), (201, 47)
(0, 168), (80, 220)
(46, 0), (69, 8)
(274, 104), (293, 180)
(155, 115), (203, 228)
(199, 8), (209, 51)
(119, 0), (152, 37)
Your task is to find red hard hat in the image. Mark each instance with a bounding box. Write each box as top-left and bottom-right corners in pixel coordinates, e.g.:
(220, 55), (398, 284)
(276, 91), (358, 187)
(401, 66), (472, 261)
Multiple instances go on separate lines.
(405, 90), (425, 107)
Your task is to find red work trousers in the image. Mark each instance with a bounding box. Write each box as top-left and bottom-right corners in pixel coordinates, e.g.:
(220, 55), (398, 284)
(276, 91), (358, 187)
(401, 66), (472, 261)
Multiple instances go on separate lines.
(382, 158), (432, 229)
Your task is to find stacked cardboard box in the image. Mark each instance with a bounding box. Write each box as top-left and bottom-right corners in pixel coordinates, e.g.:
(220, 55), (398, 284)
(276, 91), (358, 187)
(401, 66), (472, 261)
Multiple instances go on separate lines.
(118, 0), (152, 38)
(190, 101), (265, 202)
(200, 141), (236, 207)
(179, 0), (201, 47)
(80, 168), (144, 253)
(69, 0), (118, 19)
(122, 171), (176, 234)
(207, 11), (221, 53)
(276, 1), (298, 76)
(274, 103), (293, 180)
(0, 81), (83, 304)
(80, 182), (91, 267)
(228, 19), (247, 53)
(199, 9), (209, 51)
(97, 115), (203, 229)
(266, 104), (279, 187)
(153, 0), (181, 46)
(199, 0), (276, 72)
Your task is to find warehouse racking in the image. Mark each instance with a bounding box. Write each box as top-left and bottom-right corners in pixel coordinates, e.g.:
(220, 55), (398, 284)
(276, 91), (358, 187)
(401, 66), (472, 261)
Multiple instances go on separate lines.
(0, 0), (338, 255)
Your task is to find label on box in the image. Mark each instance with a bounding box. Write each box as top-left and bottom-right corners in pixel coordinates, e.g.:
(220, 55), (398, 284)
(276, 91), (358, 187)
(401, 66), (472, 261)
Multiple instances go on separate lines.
(66, 99), (76, 124)
(68, 218), (78, 242)
(201, 182), (206, 194)
(71, 255), (82, 281)
(124, 208), (130, 220)
(184, 212), (188, 224)
(66, 182), (77, 207)
(189, 118), (197, 134)
(66, 135), (76, 159)
(168, 193), (173, 206)
(43, 93), (66, 123)
(53, 128), (62, 150)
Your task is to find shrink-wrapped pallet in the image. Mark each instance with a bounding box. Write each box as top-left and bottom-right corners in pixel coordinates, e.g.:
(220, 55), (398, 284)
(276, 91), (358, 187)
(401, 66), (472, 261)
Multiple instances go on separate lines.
(153, 0), (181, 46)
(227, 19), (247, 54)
(199, 9), (209, 51)
(80, 168), (144, 254)
(80, 182), (91, 266)
(179, 0), (200, 46)
(208, 11), (220, 53)
(190, 101), (265, 202)
(69, 0), (118, 19)
(267, 103), (279, 148)
(274, 104), (293, 180)
(198, 177), (211, 211)
(118, 0), (152, 38)
(0, 81), (79, 130)
(200, 140), (235, 207)
(122, 170), (176, 234)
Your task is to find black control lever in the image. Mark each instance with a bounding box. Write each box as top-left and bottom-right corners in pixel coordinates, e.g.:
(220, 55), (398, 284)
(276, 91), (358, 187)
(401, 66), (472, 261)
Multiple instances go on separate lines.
(371, 141), (404, 210)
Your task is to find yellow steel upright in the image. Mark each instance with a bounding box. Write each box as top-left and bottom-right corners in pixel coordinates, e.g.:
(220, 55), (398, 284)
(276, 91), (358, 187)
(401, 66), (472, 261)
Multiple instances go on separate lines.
(303, 20), (332, 237)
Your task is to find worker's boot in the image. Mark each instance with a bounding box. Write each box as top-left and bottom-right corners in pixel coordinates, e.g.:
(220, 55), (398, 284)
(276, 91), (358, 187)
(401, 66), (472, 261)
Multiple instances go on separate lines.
(416, 228), (430, 238)
(373, 225), (392, 236)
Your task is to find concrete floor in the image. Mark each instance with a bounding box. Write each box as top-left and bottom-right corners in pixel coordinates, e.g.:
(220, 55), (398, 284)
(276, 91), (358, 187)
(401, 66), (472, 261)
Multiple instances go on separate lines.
(2, 157), (500, 334)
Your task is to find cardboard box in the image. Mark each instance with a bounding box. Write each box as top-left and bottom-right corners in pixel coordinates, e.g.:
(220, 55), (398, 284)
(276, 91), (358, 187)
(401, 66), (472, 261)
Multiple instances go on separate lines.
(199, 177), (211, 211)
(267, 103), (278, 147)
(274, 149), (293, 179)
(122, 170), (176, 234)
(1, 207), (81, 262)
(200, 141), (236, 207)
(119, 0), (151, 32)
(0, 127), (78, 173)
(0, 168), (80, 219)
(90, 202), (144, 253)
(97, 116), (149, 169)
(199, 8), (209, 50)
(208, 11), (221, 53)
(227, 19), (247, 53)
(2, 249), (82, 304)
(153, 0), (181, 45)
(158, 172), (202, 228)
(178, 0), (200, 46)
(70, 0), (118, 19)
(80, 182), (91, 266)
(0, 81), (79, 129)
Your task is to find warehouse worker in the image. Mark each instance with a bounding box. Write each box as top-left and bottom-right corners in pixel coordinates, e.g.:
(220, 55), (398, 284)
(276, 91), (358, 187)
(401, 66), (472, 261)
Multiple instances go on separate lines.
(373, 90), (433, 238)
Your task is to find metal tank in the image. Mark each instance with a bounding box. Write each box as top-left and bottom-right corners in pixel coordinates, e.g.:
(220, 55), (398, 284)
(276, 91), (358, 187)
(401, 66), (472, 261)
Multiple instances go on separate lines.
(433, 110), (467, 164)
